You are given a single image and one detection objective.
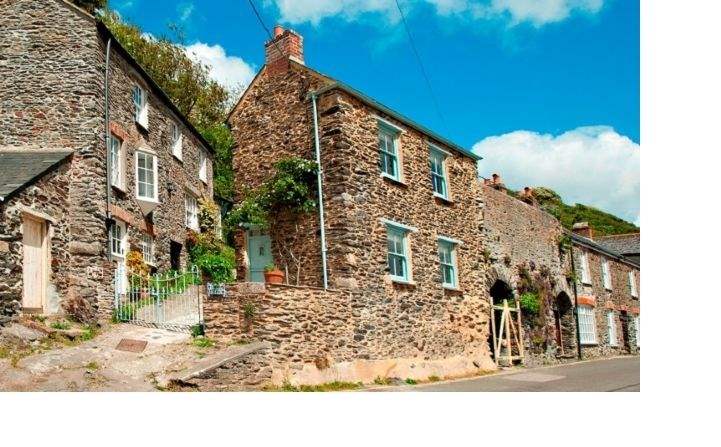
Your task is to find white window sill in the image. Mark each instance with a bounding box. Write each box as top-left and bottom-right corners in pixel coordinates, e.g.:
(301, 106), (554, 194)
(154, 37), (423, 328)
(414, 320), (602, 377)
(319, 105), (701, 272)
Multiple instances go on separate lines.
(136, 119), (149, 131)
(111, 184), (127, 194)
(433, 192), (452, 203)
(173, 154), (183, 162)
(391, 278), (416, 286)
(581, 280), (592, 286)
(186, 226), (200, 233)
(604, 287), (613, 291)
(443, 284), (461, 291)
(110, 253), (125, 261)
(380, 172), (406, 186)
(580, 342), (598, 346)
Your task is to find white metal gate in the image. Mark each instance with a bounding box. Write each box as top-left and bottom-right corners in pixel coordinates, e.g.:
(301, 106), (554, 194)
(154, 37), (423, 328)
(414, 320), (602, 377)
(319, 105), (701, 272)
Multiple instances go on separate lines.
(113, 265), (203, 332)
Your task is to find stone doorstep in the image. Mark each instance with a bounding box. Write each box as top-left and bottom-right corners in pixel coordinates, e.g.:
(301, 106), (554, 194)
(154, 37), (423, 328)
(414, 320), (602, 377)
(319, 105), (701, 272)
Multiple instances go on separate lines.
(157, 341), (271, 388)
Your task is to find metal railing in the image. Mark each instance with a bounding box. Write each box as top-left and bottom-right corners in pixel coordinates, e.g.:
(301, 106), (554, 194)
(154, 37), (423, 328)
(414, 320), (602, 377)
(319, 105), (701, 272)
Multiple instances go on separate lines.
(113, 265), (202, 332)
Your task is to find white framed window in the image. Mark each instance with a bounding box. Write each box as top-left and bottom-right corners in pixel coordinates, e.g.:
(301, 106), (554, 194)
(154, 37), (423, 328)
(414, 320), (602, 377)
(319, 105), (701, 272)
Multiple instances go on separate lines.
(135, 151), (158, 202)
(579, 251), (591, 284)
(438, 239), (458, 288)
(109, 220), (126, 258)
(628, 271), (638, 297)
(429, 146), (449, 200)
(383, 220), (417, 283)
(607, 311), (618, 346)
(185, 193), (199, 231)
(199, 150), (208, 183)
(378, 124), (401, 181)
(171, 122), (183, 160)
(634, 316), (640, 347)
(133, 84), (149, 129)
(109, 134), (125, 189)
(578, 305), (597, 345)
(601, 259), (612, 290)
(140, 233), (155, 265)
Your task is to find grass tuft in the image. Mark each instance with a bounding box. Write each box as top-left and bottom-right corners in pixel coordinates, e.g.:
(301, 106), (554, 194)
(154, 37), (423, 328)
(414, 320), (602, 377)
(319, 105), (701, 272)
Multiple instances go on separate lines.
(405, 378), (418, 385)
(267, 381), (363, 392)
(50, 321), (71, 330)
(428, 375), (441, 382)
(192, 337), (214, 348)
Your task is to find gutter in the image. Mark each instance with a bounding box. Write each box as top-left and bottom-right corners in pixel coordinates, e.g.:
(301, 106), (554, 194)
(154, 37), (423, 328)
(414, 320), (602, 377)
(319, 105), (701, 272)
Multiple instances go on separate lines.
(310, 93), (329, 290)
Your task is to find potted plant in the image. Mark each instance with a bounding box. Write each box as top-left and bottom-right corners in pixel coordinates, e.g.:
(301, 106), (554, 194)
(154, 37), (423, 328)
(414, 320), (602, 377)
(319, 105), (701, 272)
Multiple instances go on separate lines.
(264, 263), (284, 284)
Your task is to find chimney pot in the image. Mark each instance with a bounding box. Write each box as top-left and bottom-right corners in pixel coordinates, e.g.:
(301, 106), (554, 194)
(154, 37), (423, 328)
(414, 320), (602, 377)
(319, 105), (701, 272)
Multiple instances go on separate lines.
(572, 222), (594, 239)
(274, 25), (284, 38)
(265, 25), (305, 73)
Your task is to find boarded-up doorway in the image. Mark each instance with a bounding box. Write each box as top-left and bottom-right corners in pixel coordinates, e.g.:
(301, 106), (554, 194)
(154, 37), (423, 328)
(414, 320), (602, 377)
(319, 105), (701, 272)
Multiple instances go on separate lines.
(22, 215), (48, 312)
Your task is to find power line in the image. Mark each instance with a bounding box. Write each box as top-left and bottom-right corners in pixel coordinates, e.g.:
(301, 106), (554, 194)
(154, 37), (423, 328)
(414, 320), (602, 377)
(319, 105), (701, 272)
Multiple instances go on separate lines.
(246, 0), (285, 58)
(393, 0), (447, 129)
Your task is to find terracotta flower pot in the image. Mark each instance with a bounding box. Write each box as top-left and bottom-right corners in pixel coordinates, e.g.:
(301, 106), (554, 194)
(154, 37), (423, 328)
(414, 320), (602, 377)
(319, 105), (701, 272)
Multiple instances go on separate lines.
(264, 269), (284, 284)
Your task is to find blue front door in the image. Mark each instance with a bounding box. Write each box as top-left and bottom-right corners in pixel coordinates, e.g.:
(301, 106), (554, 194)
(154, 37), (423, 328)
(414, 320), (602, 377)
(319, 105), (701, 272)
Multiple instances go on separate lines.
(248, 232), (273, 282)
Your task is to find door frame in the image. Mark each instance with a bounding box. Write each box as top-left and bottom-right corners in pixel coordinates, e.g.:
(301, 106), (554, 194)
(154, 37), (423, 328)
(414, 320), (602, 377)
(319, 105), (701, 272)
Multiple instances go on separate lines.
(22, 213), (49, 313)
(245, 228), (273, 282)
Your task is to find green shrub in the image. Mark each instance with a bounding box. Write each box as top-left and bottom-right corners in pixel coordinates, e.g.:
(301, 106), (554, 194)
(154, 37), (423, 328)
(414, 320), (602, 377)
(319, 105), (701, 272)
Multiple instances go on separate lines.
(243, 303), (256, 320)
(196, 252), (234, 283)
(405, 378), (417, 385)
(519, 292), (541, 316)
(50, 321), (70, 330)
(190, 324), (205, 338)
(192, 337), (214, 348)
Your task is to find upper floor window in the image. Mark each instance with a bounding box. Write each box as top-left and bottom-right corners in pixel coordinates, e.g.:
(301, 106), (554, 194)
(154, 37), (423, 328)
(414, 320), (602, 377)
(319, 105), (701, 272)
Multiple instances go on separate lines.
(171, 122), (183, 160)
(607, 311), (618, 346)
(578, 305), (597, 345)
(133, 84), (149, 129)
(109, 220), (126, 258)
(136, 151), (158, 202)
(383, 219), (416, 283)
(199, 151), (208, 183)
(429, 145), (449, 200)
(140, 233), (155, 265)
(628, 271), (638, 297)
(109, 134), (125, 190)
(378, 122), (401, 182)
(601, 259), (612, 290)
(579, 251), (591, 285)
(185, 193), (199, 231)
(437, 238), (458, 288)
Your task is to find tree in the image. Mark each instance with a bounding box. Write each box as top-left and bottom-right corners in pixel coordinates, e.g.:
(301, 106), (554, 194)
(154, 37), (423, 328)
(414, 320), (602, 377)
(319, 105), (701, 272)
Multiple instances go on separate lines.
(99, 10), (238, 199)
(71, 0), (107, 14)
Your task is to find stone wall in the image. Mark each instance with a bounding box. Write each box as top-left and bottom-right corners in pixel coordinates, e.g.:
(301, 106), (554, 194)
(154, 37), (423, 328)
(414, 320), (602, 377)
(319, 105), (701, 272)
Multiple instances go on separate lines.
(0, 159), (76, 319)
(203, 282), (495, 386)
(0, 0), (214, 320)
(572, 244), (640, 358)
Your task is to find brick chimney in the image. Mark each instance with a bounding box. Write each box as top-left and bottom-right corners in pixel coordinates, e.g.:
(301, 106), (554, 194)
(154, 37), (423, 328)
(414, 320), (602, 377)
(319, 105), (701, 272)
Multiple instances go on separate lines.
(265, 25), (304, 75)
(572, 222), (594, 239)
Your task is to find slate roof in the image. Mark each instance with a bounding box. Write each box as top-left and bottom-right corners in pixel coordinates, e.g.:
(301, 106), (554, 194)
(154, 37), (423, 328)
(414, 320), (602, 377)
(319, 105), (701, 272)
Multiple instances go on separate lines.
(570, 232), (640, 269)
(596, 233), (640, 256)
(0, 151), (73, 202)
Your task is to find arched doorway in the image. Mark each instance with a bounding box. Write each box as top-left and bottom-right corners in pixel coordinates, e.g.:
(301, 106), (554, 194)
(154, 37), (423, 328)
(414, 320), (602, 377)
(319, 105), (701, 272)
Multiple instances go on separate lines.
(553, 292), (575, 356)
(488, 279), (522, 364)
(490, 280), (514, 305)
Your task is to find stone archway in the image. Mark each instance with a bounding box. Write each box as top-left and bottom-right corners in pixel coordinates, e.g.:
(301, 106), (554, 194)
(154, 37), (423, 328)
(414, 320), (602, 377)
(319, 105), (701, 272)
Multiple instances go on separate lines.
(488, 279), (518, 362)
(553, 291), (576, 357)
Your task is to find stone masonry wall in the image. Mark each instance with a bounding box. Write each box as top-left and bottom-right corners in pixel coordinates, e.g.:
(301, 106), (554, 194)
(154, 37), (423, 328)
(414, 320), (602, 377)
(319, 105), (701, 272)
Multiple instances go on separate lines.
(204, 282), (495, 386)
(572, 244), (640, 358)
(106, 46), (214, 278)
(0, 159), (75, 319)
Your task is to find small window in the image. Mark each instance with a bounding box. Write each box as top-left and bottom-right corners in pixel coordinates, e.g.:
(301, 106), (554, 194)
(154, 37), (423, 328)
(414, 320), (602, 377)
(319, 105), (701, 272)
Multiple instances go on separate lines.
(607, 311), (618, 346)
(136, 151), (158, 202)
(579, 251), (591, 284)
(602, 259), (612, 290)
(430, 146), (449, 199)
(185, 194), (199, 231)
(199, 151), (208, 183)
(109, 134), (124, 189)
(140, 233), (154, 265)
(628, 271), (638, 297)
(386, 225), (410, 282)
(171, 122), (182, 160)
(438, 239), (458, 288)
(378, 125), (400, 181)
(634, 316), (640, 347)
(578, 305), (597, 345)
(133, 84), (149, 129)
(109, 220), (126, 258)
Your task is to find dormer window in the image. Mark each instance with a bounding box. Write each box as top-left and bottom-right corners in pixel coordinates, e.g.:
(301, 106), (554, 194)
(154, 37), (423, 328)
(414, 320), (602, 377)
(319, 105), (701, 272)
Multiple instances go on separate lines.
(133, 84), (149, 129)
(171, 122), (182, 160)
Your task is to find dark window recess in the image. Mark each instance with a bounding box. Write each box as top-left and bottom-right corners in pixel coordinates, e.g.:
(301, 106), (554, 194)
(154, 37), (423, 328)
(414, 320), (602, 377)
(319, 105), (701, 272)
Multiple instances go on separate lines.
(170, 241), (182, 271)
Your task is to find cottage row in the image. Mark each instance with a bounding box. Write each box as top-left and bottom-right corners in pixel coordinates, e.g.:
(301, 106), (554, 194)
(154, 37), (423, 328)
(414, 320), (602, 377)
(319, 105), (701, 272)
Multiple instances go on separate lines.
(0, 0), (639, 375)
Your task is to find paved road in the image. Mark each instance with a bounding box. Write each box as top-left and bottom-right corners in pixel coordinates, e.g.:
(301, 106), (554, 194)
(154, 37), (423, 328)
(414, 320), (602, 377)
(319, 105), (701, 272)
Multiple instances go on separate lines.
(406, 357), (639, 392)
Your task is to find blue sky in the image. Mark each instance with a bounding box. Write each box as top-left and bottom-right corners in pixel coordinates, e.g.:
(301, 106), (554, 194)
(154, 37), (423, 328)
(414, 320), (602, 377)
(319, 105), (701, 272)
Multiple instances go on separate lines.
(110, 0), (640, 224)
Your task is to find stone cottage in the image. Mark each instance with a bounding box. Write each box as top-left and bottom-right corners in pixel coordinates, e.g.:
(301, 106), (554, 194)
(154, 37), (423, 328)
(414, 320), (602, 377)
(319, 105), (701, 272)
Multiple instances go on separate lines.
(222, 25), (494, 383)
(0, 0), (214, 321)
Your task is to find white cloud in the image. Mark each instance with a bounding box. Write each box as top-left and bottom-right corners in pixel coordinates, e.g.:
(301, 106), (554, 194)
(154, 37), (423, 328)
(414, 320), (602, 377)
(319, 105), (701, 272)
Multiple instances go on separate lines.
(184, 43), (257, 91)
(267, 0), (605, 27)
(473, 126), (640, 224)
(178, 3), (195, 23)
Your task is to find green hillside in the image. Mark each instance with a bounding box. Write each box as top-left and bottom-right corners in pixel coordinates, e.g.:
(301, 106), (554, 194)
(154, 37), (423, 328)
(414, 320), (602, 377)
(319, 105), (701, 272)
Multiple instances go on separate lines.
(530, 187), (638, 237)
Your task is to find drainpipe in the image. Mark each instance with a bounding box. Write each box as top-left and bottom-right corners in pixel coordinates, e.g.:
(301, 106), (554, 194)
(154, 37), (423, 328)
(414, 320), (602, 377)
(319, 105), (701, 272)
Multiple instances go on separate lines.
(310, 93), (329, 290)
(569, 242), (583, 360)
(104, 36), (112, 261)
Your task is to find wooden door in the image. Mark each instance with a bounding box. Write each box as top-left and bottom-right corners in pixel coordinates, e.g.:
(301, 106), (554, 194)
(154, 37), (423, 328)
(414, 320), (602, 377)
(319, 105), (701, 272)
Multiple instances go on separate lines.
(22, 215), (47, 311)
